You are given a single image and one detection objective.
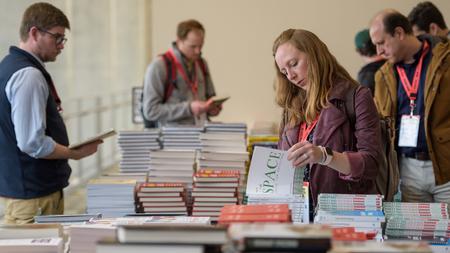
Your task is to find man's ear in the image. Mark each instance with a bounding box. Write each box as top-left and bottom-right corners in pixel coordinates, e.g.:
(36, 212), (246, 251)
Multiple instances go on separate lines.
(394, 26), (406, 40)
(28, 26), (40, 43)
(429, 23), (440, 36)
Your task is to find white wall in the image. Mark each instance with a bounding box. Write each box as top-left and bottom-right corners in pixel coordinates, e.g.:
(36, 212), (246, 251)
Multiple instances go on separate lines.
(151, 0), (450, 129)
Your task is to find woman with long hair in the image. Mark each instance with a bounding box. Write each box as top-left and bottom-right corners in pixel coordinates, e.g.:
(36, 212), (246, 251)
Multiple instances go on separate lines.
(273, 29), (382, 209)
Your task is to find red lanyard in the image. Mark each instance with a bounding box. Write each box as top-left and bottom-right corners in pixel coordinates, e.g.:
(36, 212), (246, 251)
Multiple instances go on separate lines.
(298, 115), (319, 142)
(396, 41), (429, 115)
(168, 49), (198, 98)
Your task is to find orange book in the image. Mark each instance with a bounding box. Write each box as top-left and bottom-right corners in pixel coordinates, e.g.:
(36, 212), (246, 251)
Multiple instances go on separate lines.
(221, 204), (290, 215)
(218, 213), (292, 224)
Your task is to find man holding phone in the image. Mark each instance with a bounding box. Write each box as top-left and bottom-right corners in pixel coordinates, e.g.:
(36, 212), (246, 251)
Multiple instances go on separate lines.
(142, 19), (222, 127)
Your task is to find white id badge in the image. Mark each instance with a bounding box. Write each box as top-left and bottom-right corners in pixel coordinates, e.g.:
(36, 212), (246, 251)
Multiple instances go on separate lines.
(398, 115), (420, 147)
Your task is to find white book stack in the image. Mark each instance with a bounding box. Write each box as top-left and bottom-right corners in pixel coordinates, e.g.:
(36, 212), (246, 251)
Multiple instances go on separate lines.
(147, 149), (196, 185)
(246, 146), (306, 223)
(117, 130), (160, 173)
(198, 132), (249, 203)
(86, 178), (137, 217)
(161, 125), (203, 150)
(314, 193), (385, 240)
(384, 202), (449, 246)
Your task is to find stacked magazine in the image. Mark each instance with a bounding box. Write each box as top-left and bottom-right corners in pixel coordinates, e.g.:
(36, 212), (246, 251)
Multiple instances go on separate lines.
(245, 146), (306, 223)
(117, 129), (160, 173)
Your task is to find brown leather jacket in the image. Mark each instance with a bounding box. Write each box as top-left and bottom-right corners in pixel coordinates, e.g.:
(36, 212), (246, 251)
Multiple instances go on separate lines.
(374, 38), (450, 185)
(279, 80), (381, 207)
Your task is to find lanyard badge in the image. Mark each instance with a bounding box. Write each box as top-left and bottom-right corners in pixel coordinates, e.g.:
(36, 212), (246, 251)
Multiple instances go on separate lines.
(396, 41), (429, 147)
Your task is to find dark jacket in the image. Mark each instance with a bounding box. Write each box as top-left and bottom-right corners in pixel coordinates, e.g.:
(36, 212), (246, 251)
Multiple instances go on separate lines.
(0, 46), (71, 199)
(279, 79), (381, 207)
(357, 59), (386, 96)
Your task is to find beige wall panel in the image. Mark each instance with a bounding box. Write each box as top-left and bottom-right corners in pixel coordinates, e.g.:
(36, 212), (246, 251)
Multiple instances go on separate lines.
(151, 0), (450, 129)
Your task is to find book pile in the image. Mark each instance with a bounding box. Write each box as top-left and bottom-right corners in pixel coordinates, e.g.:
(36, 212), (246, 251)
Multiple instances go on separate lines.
(161, 125), (203, 150)
(223, 223), (332, 253)
(198, 132), (249, 203)
(245, 146), (306, 222)
(134, 182), (188, 216)
(384, 202), (449, 246)
(100, 223), (227, 253)
(86, 178), (137, 217)
(192, 169), (240, 220)
(314, 194), (385, 240)
(204, 122), (247, 133)
(117, 130), (160, 173)
(217, 204), (292, 225)
(69, 216), (210, 253)
(147, 149), (196, 184)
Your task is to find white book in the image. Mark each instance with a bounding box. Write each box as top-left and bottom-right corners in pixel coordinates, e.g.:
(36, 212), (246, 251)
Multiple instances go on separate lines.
(246, 146), (303, 195)
(0, 237), (63, 253)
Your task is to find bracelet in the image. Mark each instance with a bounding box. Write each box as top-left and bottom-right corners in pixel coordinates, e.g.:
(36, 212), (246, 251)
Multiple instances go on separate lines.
(319, 146), (327, 164)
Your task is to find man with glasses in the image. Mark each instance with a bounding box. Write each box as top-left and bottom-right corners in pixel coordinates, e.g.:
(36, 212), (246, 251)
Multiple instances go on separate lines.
(0, 2), (101, 224)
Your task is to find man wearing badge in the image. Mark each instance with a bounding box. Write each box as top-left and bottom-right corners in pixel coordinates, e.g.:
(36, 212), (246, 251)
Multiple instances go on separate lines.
(370, 9), (450, 203)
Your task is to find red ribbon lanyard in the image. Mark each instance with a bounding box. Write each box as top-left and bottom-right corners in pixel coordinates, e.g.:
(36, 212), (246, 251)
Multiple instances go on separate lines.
(298, 115), (319, 142)
(168, 49), (198, 98)
(396, 41), (429, 115)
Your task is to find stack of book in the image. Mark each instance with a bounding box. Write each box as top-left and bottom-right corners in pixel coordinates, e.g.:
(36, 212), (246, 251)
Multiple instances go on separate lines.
(199, 132), (247, 153)
(86, 178), (137, 217)
(161, 125), (203, 150)
(314, 194), (385, 240)
(70, 216), (210, 253)
(134, 182), (188, 216)
(99, 223), (227, 253)
(198, 132), (249, 203)
(204, 122), (247, 134)
(117, 130), (160, 173)
(245, 146), (306, 222)
(217, 204), (292, 225)
(147, 149), (196, 184)
(384, 202), (449, 246)
(223, 223), (332, 253)
(192, 169), (240, 220)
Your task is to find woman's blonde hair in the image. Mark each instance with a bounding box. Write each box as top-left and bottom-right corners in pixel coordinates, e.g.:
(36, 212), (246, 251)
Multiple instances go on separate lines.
(273, 29), (356, 126)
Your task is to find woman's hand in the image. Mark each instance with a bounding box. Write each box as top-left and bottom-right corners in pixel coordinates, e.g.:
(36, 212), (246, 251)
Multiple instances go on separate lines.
(287, 141), (323, 167)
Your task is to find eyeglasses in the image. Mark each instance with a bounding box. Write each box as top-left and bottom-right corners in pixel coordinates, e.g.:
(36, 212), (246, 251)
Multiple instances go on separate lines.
(37, 28), (67, 45)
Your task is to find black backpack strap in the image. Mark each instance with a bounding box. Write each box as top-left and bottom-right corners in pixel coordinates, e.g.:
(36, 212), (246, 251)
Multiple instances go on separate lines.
(344, 84), (358, 150)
